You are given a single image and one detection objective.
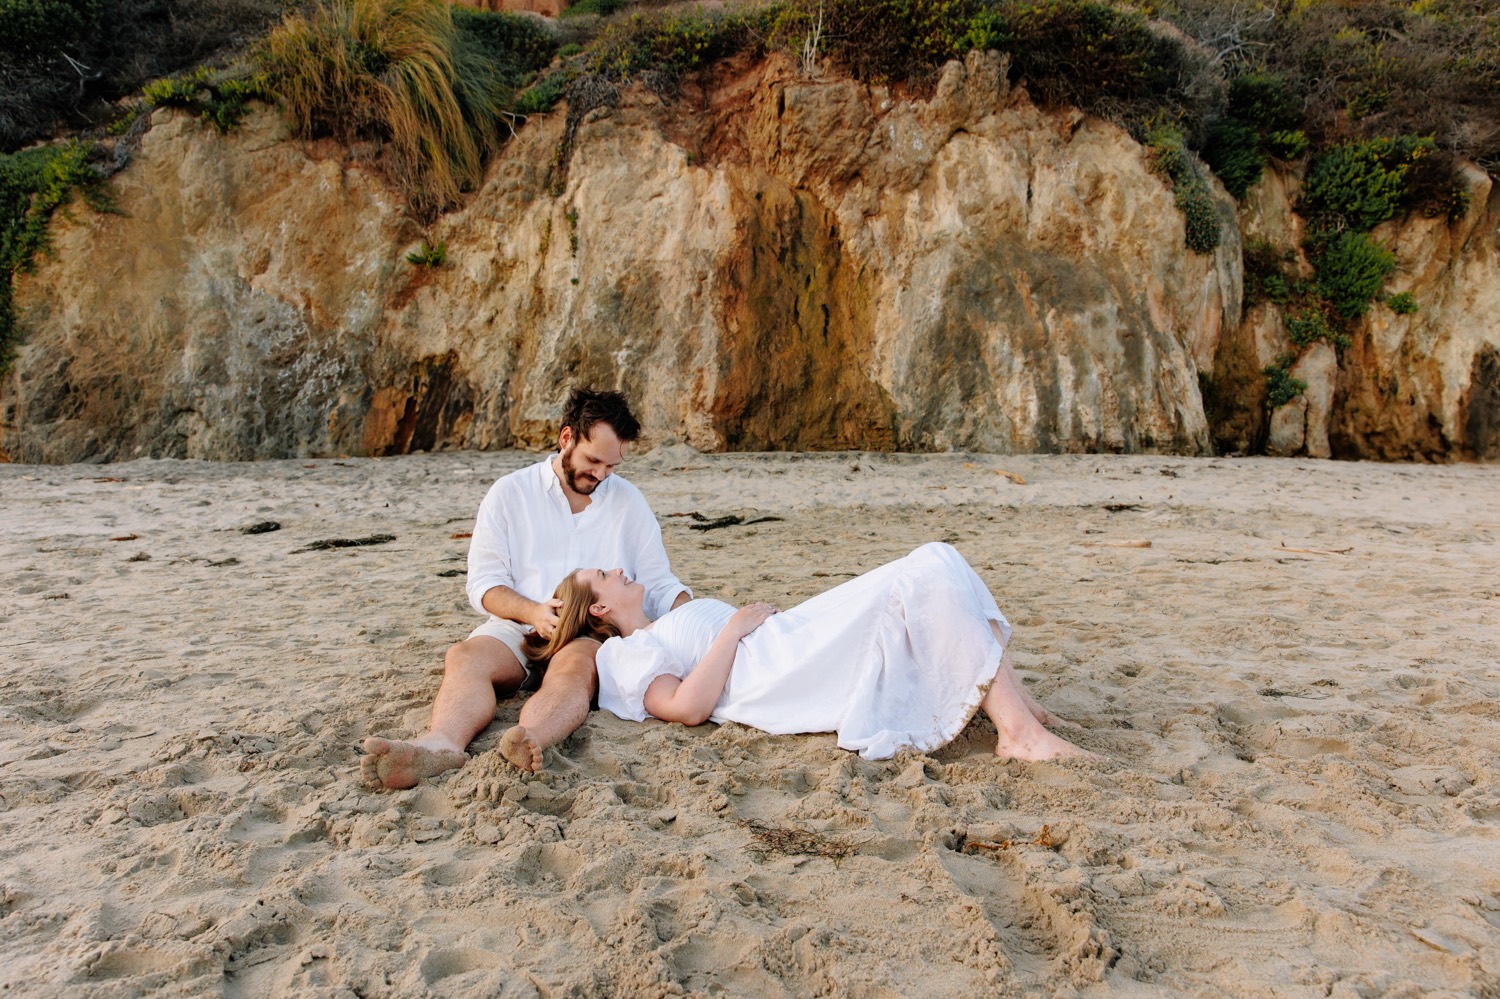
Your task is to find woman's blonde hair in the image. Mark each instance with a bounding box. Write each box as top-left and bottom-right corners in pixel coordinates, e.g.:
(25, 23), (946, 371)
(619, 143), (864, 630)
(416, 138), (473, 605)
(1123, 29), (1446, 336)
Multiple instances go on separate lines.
(521, 569), (618, 663)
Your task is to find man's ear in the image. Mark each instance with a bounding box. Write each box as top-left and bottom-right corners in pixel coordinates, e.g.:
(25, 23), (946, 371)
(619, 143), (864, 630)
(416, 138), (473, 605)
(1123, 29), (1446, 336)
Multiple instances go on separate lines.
(558, 425), (573, 451)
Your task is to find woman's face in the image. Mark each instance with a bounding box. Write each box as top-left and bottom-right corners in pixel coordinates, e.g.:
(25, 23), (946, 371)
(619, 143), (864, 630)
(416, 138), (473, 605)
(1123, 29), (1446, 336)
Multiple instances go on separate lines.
(576, 567), (642, 619)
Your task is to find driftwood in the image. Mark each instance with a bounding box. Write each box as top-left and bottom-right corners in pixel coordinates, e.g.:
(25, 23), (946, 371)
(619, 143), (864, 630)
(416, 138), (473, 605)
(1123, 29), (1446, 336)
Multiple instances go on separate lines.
(962, 462), (1026, 484)
(1275, 541), (1354, 556)
(670, 512), (785, 532)
(290, 534), (396, 554)
(1080, 539), (1152, 548)
(963, 824), (1057, 855)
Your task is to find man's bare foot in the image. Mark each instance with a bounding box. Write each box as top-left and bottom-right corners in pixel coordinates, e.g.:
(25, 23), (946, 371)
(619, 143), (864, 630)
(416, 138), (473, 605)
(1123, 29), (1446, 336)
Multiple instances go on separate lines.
(360, 737), (467, 790)
(994, 728), (1103, 763)
(499, 725), (544, 772)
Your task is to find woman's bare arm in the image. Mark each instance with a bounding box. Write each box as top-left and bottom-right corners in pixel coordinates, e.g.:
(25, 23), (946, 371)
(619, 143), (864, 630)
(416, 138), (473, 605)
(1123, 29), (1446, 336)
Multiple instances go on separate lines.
(642, 603), (776, 725)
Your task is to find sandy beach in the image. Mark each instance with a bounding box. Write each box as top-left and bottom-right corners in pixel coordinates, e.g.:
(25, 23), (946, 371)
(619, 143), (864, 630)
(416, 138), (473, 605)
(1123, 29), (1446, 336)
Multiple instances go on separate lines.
(2, 447), (1498, 998)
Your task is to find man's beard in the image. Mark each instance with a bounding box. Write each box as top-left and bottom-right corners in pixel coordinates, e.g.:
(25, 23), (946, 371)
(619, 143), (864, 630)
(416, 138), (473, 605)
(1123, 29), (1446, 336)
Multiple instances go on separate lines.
(561, 444), (601, 495)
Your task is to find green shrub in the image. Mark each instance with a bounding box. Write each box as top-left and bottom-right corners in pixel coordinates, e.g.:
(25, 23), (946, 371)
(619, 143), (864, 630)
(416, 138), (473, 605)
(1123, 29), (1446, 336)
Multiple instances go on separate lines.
(1316, 230), (1395, 318)
(1176, 180), (1221, 253)
(515, 70), (572, 115)
(1224, 0), (1500, 170)
(1264, 355), (1307, 409)
(1146, 121), (1196, 188)
(1202, 115), (1265, 199)
(144, 66), (274, 132)
(204, 73), (275, 132)
(0, 0), (100, 59)
(584, 8), (761, 83)
(1386, 291), (1418, 315)
(106, 105), (145, 136)
(1225, 72), (1301, 134)
(1303, 135), (1438, 231)
(1285, 306), (1335, 347)
(1200, 73), (1305, 196)
(1427, 183), (1470, 222)
(143, 66), (214, 107)
(1147, 122), (1220, 253)
(406, 240), (445, 266)
(760, 0), (1219, 139)
(258, 0), (514, 218)
(0, 141), (109, 372)
(1004, 0), (1221, 140)
(561, 0), (628, 17)
(964, 10), (1010, 52)
(766, 0), (975, 83)
(451, 6), (558, 89)
(1262, 273), (1290, 305)
(1243, 239), (1304, 307)
(1266, 129), (1308, 160)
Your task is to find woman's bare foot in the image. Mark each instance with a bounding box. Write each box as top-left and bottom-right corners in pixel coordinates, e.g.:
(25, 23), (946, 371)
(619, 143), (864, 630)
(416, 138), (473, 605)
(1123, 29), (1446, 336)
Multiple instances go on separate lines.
(499, 725), (544, 772)
(1016, 684), (1083, 732)
(994, 727), (1103, 763)
(1030, 703), (1085, 733)
(360, 737), (467, 790)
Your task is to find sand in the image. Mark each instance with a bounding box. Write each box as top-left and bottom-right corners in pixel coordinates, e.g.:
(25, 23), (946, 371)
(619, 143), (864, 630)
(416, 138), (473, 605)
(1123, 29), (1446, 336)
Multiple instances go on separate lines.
(2, 447), (1498, 998)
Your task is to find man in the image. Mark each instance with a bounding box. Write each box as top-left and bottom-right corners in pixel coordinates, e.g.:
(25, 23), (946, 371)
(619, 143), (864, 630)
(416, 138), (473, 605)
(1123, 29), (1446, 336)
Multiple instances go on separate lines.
(360, 388), (690, 788)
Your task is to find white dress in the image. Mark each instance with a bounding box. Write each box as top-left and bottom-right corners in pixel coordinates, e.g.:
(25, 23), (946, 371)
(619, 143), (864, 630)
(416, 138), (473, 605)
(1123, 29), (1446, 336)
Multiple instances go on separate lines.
(595, 543), (1012, 759)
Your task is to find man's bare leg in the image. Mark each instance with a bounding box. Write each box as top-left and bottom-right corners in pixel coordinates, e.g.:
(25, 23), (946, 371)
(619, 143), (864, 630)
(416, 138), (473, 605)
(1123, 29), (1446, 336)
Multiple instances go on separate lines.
(500, 639), (600, 772)
(361, 636), (525, 790)
(984, 646), (1097, 762)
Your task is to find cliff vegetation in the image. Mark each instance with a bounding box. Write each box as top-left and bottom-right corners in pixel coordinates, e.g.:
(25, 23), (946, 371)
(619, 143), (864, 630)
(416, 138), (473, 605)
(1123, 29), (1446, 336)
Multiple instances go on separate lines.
(2, 0), (1498, 460)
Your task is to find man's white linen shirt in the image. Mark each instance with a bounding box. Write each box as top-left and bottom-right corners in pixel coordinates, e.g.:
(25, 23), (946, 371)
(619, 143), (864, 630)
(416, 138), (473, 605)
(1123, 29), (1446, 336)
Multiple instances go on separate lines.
(465, 454), (688, 622)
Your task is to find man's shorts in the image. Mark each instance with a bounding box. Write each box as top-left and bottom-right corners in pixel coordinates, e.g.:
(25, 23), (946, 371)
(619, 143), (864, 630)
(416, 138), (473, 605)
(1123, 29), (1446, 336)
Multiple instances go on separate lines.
(468, 617), (547, 692)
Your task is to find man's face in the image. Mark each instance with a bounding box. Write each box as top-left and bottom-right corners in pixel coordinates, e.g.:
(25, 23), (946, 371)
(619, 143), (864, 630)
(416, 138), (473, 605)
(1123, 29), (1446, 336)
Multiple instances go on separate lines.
(559, 422), (627, 496)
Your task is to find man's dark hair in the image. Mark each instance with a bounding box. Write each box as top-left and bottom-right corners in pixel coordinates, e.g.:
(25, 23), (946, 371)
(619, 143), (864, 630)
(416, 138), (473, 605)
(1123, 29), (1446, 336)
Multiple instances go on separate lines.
(562, 387), (641, 443)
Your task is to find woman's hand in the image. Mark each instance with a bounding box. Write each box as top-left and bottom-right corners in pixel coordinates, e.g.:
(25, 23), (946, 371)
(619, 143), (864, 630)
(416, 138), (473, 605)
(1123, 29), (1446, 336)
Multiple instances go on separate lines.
(728, 601), (777, 640)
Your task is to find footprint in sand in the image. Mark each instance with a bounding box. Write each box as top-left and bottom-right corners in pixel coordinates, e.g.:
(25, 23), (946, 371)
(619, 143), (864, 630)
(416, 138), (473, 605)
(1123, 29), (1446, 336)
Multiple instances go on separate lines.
(937, 845), (1118, 989)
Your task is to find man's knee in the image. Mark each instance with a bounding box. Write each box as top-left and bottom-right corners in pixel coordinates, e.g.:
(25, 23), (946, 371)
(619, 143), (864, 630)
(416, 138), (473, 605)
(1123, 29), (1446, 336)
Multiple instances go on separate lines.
(543, 640), (601, 696)
(445, 637), (526, 688)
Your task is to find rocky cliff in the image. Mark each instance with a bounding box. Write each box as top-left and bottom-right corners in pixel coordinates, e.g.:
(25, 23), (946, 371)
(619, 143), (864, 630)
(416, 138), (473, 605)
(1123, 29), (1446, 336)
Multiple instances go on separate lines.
(3, 50), (1496, 462)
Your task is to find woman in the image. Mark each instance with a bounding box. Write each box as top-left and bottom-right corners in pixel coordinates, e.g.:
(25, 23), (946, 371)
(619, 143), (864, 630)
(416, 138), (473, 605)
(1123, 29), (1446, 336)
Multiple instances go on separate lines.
(524, 543), (1091, 761)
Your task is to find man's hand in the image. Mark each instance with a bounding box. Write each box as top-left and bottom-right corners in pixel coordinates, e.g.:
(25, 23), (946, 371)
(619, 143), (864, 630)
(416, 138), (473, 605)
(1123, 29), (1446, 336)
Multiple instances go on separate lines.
(531, 597), (564, 640)
(728, 602), (777, 640)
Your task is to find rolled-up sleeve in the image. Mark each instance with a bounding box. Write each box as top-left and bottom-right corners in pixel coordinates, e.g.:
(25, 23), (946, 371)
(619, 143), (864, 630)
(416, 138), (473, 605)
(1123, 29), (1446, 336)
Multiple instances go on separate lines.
(465, 481), (515, 616)
(622, 491), (689, 620)
(596, 633), (688, 722)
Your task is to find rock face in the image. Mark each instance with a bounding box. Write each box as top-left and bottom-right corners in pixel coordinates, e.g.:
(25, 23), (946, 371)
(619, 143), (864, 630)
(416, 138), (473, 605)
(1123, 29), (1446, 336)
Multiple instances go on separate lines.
(4, 49), (1494, 462)
(1212, 162), (1500, 461)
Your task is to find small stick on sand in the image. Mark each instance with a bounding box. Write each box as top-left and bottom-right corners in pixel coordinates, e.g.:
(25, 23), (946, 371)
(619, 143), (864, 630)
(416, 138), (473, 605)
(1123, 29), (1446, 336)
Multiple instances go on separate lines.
(1080, 539), (1152, 548)
(1275, 542), (1354, 556)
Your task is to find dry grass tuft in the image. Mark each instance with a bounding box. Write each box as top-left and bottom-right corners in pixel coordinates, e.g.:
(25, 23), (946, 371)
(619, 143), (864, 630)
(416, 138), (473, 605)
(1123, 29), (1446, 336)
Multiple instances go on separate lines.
(258, 0), (509, 217)
(740, 819), (855, 862)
